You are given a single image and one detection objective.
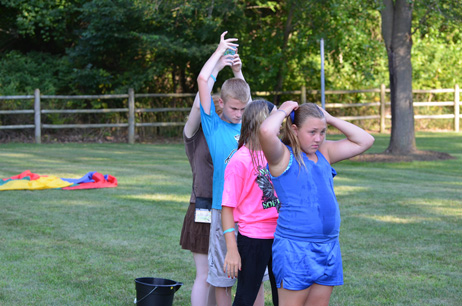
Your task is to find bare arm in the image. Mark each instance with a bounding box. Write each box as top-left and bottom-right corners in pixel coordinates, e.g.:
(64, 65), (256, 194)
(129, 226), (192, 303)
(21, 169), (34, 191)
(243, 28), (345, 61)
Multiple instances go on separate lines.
(319, 107), (375, 164)
(184, 56), (229, 138)
(230, 51), (244, 81)
(183, 92), (208, 139)
(222, 206), (240, 279)
(197, 31), (238, 115)
(259, 101), (299, 177)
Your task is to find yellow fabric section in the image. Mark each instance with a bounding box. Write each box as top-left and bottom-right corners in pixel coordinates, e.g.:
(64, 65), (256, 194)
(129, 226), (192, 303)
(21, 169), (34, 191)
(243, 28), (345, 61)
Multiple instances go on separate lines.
(0, 176), (73, 191)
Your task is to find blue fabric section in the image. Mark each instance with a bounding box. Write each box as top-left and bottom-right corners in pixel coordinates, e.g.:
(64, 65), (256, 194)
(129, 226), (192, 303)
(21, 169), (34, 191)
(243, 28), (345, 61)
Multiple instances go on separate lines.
(271, 146), (340, 242)
(200, 99), (241, 210)
(61, 171), (109, 183)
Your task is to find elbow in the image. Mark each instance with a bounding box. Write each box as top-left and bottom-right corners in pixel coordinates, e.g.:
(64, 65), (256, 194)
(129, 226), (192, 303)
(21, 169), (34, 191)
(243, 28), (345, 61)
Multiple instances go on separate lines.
(197, 74), (208, 85)
(258, 124), (272, 141)
(365, 134), (375, 150)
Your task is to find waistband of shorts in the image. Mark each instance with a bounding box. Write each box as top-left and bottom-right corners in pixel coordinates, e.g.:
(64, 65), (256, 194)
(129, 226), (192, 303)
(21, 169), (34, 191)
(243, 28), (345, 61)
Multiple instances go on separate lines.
(274, 232), (339, 243)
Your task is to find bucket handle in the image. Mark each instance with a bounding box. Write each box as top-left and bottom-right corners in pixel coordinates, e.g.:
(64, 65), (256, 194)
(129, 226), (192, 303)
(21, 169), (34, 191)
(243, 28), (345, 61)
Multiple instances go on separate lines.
(136, 286), (158, 304)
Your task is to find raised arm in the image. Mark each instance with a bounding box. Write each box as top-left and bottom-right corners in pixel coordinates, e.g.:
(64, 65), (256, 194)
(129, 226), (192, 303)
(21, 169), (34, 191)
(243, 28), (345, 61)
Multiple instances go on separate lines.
(259, 101), (298, 177)
(197, 31), (238, 115)
(230, 51), (244, 81)
(319, 107), (375, 164)
(183, 93), (209, 139)
(184, 56), (228, 138)
(230, 52), (253, 102)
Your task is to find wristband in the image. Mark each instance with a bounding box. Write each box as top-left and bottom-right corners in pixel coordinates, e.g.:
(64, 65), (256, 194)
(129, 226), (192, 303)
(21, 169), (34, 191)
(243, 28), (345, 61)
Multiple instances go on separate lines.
(223, 228), (235, 234)
(210, 74), (216, 82)
(277, 109), (287, 116)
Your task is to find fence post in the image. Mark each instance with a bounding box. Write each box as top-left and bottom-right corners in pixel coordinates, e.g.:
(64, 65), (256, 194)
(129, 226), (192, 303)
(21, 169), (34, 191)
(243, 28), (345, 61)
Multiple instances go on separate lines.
(128, 88), (135, 144)
(301, 85), (306, 104)
(455, 84), (460, 132)
(34, 88), (41, 144)
(380, 84), (386, 133)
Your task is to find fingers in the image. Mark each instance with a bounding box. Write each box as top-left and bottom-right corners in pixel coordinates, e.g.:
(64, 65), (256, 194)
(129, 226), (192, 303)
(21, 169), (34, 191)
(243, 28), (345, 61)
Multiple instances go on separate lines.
(219, 31), (239, 54)
(220, 55), (234, 66)
(279, 101), (299, 114)
(231, 54), (242, 66)
(223, 261), (240, 279)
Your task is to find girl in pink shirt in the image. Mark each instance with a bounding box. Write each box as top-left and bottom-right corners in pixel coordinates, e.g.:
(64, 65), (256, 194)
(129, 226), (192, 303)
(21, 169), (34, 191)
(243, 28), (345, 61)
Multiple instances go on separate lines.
(222, 100), (279, 305)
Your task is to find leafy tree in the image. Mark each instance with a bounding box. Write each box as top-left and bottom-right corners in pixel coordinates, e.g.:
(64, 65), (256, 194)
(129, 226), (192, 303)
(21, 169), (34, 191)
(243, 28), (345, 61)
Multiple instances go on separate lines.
(0, 0), (83, 53)
(139, 0), (246, 93)
(0, 50), (70, 95)
(236, 1), (389, 99)
(66, 0), (149, 93)
(379, 0), (462, 155)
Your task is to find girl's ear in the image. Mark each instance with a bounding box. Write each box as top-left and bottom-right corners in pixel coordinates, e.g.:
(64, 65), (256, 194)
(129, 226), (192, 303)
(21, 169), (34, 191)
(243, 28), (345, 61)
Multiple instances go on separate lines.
(291, 124), (298, 137)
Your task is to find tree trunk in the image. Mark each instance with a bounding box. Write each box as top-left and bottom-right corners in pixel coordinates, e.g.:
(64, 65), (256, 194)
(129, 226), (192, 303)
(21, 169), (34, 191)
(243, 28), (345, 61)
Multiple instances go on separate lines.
(381, 0), (417, 154)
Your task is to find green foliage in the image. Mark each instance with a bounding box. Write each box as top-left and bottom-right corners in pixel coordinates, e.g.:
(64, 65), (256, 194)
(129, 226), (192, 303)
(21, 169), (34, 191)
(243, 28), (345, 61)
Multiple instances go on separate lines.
(67, 0), (148, 93)
(0, 0), (83, 53)
(0, 50), (71, 95)
(412, 28), (461, 90)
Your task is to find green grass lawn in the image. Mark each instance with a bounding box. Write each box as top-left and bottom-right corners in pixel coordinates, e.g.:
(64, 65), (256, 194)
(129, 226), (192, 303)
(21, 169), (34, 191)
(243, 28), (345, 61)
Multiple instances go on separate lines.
(0, 132), (461, 305)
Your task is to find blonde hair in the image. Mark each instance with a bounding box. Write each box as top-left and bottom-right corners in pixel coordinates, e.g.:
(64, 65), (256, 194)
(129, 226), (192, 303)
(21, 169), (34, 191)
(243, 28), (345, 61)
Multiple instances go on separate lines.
(281, 103), (324, 167)
(220, 78), (251, 104)
(238, 100), (274, 172)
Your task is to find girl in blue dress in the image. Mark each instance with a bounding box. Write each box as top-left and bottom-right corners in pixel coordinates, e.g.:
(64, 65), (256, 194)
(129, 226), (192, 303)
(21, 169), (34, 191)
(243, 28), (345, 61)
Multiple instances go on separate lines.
(259, 101), (375, 306)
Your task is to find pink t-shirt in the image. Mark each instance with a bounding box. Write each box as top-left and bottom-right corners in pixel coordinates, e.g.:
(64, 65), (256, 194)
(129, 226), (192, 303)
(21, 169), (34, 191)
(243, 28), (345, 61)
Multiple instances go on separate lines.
(222, 146), (279, 239)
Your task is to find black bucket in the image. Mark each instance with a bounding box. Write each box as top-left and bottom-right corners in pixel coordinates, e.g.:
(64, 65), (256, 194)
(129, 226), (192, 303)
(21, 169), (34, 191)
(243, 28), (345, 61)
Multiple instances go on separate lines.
(134, 277), (182, 306)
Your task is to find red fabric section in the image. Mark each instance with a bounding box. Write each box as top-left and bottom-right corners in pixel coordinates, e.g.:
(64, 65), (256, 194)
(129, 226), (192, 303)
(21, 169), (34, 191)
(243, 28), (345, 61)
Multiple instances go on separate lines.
(62, 172), (118, 190)
(3, 170), (46, 181)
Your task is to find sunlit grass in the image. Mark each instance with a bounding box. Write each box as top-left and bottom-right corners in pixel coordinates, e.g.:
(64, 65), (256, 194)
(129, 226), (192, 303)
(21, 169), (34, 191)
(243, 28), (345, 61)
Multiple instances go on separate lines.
(358, 214), (432, 224)
(127, 193), (190, 203)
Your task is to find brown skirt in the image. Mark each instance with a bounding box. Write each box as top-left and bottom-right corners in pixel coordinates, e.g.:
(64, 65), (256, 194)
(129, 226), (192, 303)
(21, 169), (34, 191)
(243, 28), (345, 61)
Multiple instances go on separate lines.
(180, 203), (211, 254)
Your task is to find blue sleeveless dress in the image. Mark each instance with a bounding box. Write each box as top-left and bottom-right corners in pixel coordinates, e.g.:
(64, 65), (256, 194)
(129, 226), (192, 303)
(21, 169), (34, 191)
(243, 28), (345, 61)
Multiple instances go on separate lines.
(270, 146), (344, 290)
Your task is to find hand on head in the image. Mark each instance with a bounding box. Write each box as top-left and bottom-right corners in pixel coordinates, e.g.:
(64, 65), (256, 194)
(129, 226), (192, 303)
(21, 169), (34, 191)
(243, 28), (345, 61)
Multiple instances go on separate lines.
(278, 101), (299, 116)
(316, 105), (332, 123)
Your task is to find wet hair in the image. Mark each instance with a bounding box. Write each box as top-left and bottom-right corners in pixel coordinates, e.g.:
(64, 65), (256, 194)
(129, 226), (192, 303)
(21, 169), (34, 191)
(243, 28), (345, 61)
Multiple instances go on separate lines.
(212, 95), (222, 116)
(281, 103), (325, 167)
(238, 100), (275, 171)
(220, 78), (251, 104)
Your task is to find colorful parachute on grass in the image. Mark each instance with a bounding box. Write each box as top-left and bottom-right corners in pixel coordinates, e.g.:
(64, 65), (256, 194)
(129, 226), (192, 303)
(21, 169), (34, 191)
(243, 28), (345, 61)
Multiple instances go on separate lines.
(0, 170), (117, 191)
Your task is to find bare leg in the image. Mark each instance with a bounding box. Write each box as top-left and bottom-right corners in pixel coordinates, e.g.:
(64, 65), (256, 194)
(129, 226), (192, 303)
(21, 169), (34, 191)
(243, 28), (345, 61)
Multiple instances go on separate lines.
(278, 283), (333, 306)
(278, 287), (310, 306)
(192, 252), (212, 306)
(253, 283), (265, 306)
(215, 286), (232, 306)
(207, 282), (217, 306)
(304, 284), (333, 306)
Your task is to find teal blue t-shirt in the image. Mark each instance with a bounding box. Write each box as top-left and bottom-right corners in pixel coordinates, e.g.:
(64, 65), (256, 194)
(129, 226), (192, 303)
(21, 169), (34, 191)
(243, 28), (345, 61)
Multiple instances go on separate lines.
(200, 99), (241, 210)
